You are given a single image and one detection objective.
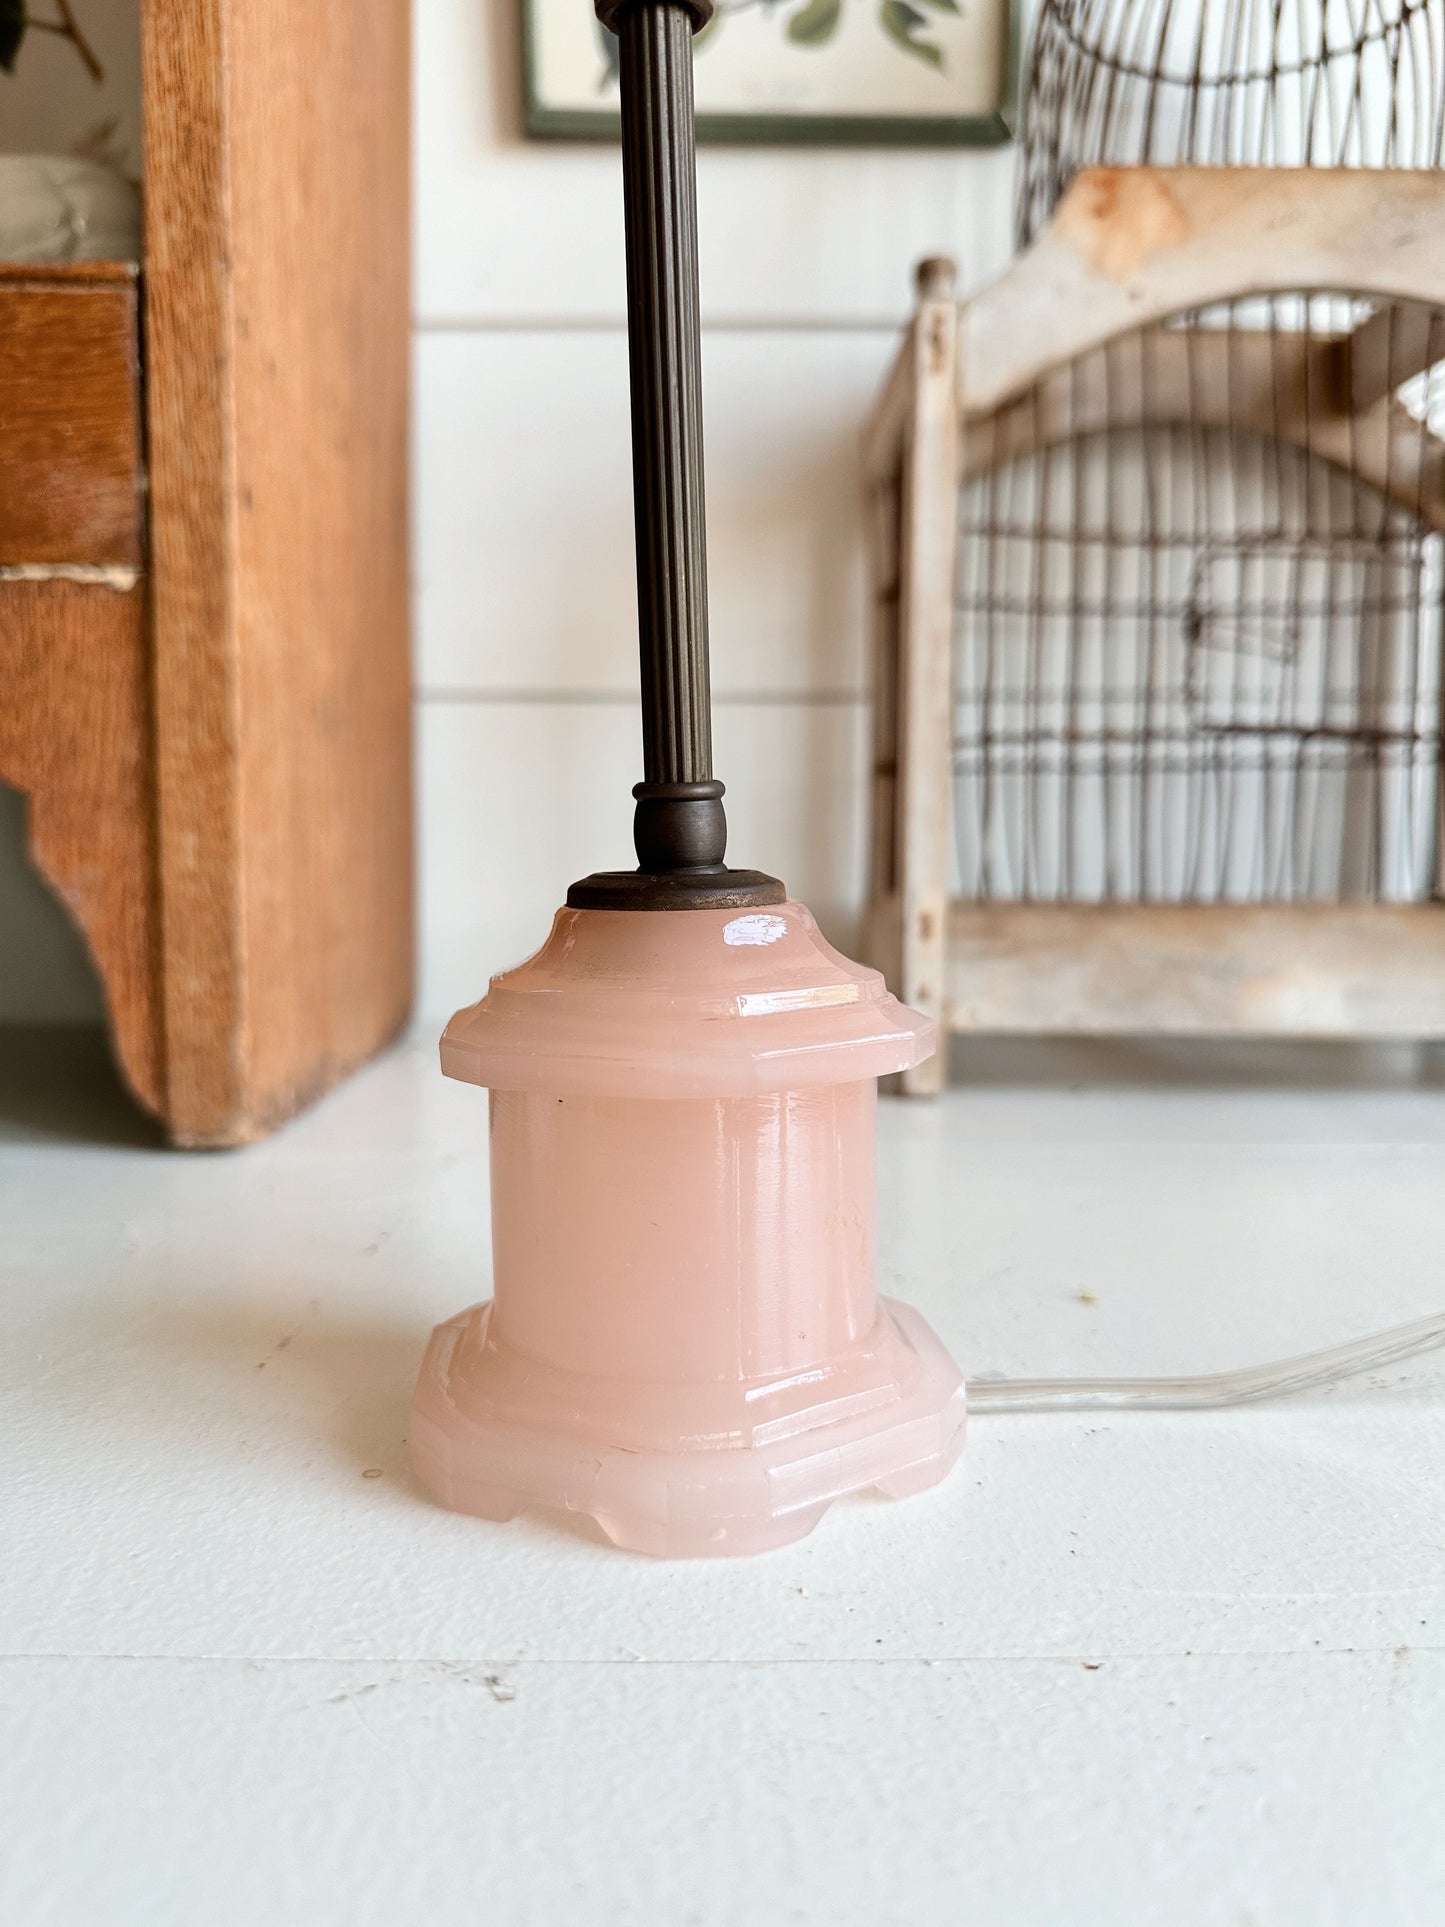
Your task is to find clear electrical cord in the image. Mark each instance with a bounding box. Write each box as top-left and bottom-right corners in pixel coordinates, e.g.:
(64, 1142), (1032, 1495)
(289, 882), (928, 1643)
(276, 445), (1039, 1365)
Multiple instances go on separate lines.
(964, 1310), (1445, 1413)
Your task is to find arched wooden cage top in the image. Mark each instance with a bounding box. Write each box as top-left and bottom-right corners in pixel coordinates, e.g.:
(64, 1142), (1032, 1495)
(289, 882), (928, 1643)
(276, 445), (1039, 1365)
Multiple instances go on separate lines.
(871, 168), (1445, 476)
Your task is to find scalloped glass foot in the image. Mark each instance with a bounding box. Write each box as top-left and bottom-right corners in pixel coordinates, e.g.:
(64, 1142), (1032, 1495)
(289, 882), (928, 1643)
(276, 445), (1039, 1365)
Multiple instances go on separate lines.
(410, 1296), (967, 1559)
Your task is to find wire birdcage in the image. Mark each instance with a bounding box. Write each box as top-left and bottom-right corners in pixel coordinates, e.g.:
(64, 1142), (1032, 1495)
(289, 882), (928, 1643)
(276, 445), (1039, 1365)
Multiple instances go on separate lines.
(864, 170), (1445, 1087)
(962, 1), (1445, 916)
(1017, 0), (1445, 245)
(954, 295), (1445, 907)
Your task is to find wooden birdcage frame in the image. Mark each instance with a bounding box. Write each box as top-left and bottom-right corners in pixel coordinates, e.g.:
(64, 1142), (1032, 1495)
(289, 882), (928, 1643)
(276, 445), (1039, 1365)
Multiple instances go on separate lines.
(864, 166), (1445, 1092)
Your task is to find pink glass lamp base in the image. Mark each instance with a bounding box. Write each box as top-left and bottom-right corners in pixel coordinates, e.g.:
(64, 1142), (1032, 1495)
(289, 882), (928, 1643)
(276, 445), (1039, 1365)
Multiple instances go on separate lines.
(411, 900), (966, 1557)
(412, 1296), (965, 1557)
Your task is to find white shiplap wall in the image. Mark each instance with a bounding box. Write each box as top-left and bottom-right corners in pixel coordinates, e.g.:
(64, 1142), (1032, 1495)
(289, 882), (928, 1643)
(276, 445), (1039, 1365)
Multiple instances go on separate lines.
(414, 0), (1018, 1015)
(0, 0), (1023, 1023)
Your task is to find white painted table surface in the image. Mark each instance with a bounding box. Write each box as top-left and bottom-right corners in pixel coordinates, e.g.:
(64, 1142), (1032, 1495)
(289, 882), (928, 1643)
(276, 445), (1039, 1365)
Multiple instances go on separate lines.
(4, 1030), (1445, 1927)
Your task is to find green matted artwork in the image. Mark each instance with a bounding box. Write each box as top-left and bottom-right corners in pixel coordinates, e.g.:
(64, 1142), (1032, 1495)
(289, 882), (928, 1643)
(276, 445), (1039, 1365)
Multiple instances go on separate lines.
(522, 0), (1021, 146)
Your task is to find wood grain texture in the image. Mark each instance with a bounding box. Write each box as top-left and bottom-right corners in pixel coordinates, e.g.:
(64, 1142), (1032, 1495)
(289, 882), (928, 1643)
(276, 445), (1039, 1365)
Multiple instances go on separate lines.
(0, 265), (143, 567)
(894, 298), (959, 1096)
(963, 168), (1445, 418)
(142, 0), (412, 1145)
(0, 268), (159, 1117)
(0, 580), (162, 1113)
(938, 901), (1445, 1039)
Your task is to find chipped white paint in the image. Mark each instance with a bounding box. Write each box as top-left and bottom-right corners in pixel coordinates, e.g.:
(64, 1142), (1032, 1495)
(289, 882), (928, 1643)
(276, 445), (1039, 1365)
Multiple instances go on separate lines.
(3, 1033), (1444, 1924)
(0, 564), (141, 590)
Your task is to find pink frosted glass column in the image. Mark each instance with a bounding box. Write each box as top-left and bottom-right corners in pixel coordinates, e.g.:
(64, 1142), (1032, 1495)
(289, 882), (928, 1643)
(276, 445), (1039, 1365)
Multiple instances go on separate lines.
(489, 1083), (877, 1388)
(410, 902), (966, 1556)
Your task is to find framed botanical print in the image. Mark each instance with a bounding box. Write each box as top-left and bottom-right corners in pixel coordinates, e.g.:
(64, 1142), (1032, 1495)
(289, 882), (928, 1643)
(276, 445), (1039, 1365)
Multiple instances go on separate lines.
(522, 0), (1020, 145)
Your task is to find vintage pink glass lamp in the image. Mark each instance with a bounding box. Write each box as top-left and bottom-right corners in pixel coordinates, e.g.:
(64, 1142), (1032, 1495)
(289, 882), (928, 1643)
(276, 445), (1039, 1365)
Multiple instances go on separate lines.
(410, 0), (967, 1555)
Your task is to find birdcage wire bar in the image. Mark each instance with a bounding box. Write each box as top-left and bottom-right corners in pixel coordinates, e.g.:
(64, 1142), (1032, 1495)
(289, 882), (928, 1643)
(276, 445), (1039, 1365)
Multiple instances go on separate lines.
(1018, 0), (1445, 244)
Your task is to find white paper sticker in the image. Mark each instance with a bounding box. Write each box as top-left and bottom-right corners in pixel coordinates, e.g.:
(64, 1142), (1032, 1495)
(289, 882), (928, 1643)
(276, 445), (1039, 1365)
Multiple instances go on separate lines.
(723, 913), (788, 948)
